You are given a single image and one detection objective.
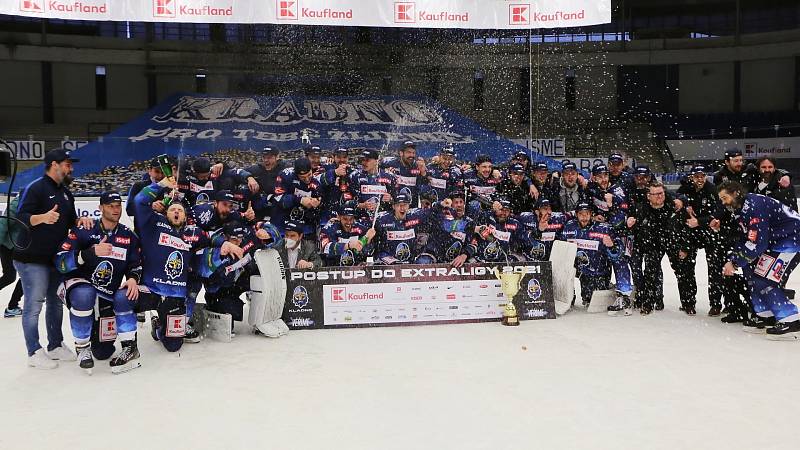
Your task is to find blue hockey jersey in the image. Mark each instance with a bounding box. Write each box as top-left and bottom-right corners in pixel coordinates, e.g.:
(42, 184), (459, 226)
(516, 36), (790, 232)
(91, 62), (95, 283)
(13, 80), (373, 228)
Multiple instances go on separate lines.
(560, 219), (623, 277)
(518, 211), (568, 261)
(273, 167), (322, 235)
(730, 193), (800, 268)
(319, 219), (371, 266)
(380, 156), (427, 205)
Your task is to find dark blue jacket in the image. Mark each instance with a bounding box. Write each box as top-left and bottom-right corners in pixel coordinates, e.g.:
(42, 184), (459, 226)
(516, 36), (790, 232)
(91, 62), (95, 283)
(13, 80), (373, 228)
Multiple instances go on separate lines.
(14, 175), (79, 265)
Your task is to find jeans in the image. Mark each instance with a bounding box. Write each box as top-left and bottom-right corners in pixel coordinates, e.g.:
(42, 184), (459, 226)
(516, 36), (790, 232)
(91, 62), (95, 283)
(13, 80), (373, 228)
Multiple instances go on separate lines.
(14, 261), (64, 356)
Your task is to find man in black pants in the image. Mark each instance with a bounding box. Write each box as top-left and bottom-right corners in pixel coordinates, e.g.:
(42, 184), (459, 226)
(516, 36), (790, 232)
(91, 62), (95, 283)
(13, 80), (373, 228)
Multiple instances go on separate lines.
(0, 194), (23, 317)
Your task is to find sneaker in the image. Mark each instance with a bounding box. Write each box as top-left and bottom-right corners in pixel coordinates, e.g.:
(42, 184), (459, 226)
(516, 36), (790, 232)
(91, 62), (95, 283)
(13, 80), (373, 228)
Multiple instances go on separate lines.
(4, 307), (22, 318)
(76, 343), (94, 375)
(150, 315), (160, 341)
(766, 320), (800, 340)
(708, 306), (722, 317)
(607, 295), (632, 317)
(743, 315), (776, 334)
(184, 322), (201, 344)
(47, 343), (76, 361)
(110, 339), (141, 374)
(28, 349), (58, 369)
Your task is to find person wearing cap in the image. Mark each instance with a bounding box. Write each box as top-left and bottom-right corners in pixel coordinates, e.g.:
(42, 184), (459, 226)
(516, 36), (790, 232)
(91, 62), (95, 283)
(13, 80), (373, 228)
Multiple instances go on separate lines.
(272, 158), (323, 237)
(561, 201), (631, 314)
(463, 154), (502, 216)
(497, 163), (535, 215)
(126, 157), (169, 232)
(626, 183), (688, 315)
(304, 146), (325, 175)
(510, 150), (531, 172)
(607, 152), (635, 196)
(276, 220), (323, 270)
(347, 149), (397, 222)
(529, 161), (552, 196)
(423, 145), (464, 203)
(417, 190), (476, 267)
(191, 190), (249, 234)
(319, 201), (376, 267)
(244, 147), (287, 219)
(380, 141), (428, 206)
(471, 197), (527, 263)
(178, 156), (256, 208)
(54, 192), (143, 374)
(13, 149), (95, 368)
(373, 193), (450, 265)
(518, 198), (568, 261)
(318, 147), (354, 225)
(754, 156), (797, 211)
(550, 162), (588, 214)
(586, 164), (629, 231)
(674, 165), (741, 318)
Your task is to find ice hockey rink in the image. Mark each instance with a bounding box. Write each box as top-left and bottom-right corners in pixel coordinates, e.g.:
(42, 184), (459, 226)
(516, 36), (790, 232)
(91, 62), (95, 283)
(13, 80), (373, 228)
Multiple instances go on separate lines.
(0, 252), (797, 450)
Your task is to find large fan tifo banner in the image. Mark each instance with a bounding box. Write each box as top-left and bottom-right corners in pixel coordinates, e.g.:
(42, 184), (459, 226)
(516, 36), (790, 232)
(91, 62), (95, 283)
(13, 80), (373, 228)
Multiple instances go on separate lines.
(3, 0), (611, 28)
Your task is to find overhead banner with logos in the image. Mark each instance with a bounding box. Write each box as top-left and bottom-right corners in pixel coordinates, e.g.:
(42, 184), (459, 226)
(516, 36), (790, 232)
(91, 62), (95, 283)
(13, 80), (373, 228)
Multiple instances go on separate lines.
(283, 262), (556, 330)
(667, 137), (800, 161)
(1, 1), (611, 28)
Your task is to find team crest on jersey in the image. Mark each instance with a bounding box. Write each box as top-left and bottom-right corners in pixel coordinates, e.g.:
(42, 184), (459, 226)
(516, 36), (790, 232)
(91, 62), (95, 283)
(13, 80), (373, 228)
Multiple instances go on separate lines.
(527, 278), (542, 300)
(165, 251), (184, 280)
(395, 242), (411, 261)
(484, 241), (501, 260)
(445, 241), (462, 260)
(399, 187), (413, 198)
(340, 250), (355, 266)
(528, 241), (546, 261)
(290, 207), (306, 221)
(576, 251), (590, 267)
(292, 286), (309, 309)
(91, 261), (114, 287)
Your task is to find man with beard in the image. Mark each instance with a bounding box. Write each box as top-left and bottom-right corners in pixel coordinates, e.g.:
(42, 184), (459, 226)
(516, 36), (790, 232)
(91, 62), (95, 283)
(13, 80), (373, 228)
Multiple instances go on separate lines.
(518, 198), (567, 261)
(423, 145), (463, 202)
(550, 162), (588, 214)
(304, 145), (326, 176)
(373, 193), (449, 265)
(191, 190), (252, 233)
(381, 141), (428, 206)
(626, 183), (686, 315)
(753, 156), (796, 211)
(497, 163), (535, 215)
(273, 158), (323, 237)
(608, 152), (635, 196)
(178, 157), (258, 207)
(319, 202), (375, 267)
(419, 190), (476, 267)
(463, 154), (503, 216)
(471, 198), (527, 263)
(244, 147), (287, 219)
(14, 149), (95, 368)
(560, 202), (631, 315)
(55, 192), (142, 374)
(348, 149), (397, 223)
(126, 157), (171, 232)
(319, 147), (355, 225)
(720, 182), (800, 339)
(529, 162), (554, 202)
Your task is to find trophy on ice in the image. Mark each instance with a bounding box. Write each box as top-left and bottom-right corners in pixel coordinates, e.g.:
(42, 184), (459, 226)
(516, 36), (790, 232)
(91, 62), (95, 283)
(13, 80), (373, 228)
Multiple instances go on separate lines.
(495, 270), (522, 326)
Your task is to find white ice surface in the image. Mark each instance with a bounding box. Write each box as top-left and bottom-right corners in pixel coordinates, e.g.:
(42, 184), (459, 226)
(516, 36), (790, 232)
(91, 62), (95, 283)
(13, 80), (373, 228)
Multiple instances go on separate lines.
(1, 251), (798, 450)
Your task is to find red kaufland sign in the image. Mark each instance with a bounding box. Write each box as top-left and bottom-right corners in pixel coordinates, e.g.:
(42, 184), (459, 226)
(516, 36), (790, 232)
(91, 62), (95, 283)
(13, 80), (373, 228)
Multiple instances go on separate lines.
(3, 0), (611, 28)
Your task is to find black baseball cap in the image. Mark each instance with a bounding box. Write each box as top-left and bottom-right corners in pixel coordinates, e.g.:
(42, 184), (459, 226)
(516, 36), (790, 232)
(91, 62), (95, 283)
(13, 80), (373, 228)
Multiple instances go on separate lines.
(513, 150), (530, 161)
(214, 190), (235, 202)
(192, 157), (211, 174)
(725, 149), (743, 159)
(592, 165), (609, 175)
(394, 193), (412, 204)
(262, 147), (279, 155)
(285, 220), (303, 233)
(305, 146), (322, 155)
(294, 158), (312, 175)
(575, 202), (593, 212)
(223, 221), (247, 238)
(510, 163), (526, 174)
(635, 165), (651, 176)
(536, 198), (552, 209)
(497, 198), (512, 210)
(44, 149), (79, 165)
(609, 153), (624, 163)
(562, 162), (578, 172)
(339, 202), (357, 216)
(99, 192), (122, 205)
(533, 162), (549, 171)
(361, 149), (380, 160)
(402, 141), (416, 150)
(690, 165), (706, 175)
(447, 190), (466, 200)
(440, 145), (455, 156)
(334, 147), (348, 155)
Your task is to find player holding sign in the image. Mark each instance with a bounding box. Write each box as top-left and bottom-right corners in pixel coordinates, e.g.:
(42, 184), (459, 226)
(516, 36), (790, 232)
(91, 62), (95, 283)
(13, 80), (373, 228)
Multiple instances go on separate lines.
(55, 192), (142, 374)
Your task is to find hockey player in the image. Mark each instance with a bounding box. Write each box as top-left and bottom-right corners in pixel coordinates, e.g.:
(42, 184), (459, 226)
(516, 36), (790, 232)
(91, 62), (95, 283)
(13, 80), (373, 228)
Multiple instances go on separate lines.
(191, 190), (251, 233)
(273, 158), (323, 236)
(244, 147), (287, 220)
(463, 154), (502, 216)
(178, 157), (257, 207)
(518, 198), (567, 261)
(373, 193), (448, 265)
(319, 202), (375, 267)
(607, 152), (635, 196)
(55, 192), (143, 374)
(348, 149), (397, 222)
(318, 147), (355, 225)
(471, 198), (527, 263)
(586, 164), (629, 230)
(419, 190), (476, 267)
(561, 202), (632, 315)
(126, 157), (171, 232)
(132, 179), (235, 352)
(380, 141), (428, 205)
(423, 145), (463, 202)
(497, 163), (535, 215)
(719, 182), (800, 339)
(304, 145), (326, 176)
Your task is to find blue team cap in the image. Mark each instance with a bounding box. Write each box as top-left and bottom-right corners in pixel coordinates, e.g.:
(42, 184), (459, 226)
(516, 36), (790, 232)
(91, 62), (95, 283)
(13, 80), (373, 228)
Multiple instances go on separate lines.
(533, 162), (549, 172)
(510, 163), (526, 174)
(440, 145), (455, 156)
(223, 221), (247, 238)
(725, 149), (743, 159)
(592, 165), (609, 175)
(690, 165), (706, 175)
(635, 165), (651, 176)
(214, 190), (235, 202)
(334, 147), (348, 155)
(285, 221), (303, 233)
(361, 149), (380, 160)
(497, 198), (512, 210)
(575, 202), (593, 212)
(339, 202), (357, 216)
(609, 153), (624, 163)
(262, 147), (279, 155)
(99, 192), (122, 205)
(402, 141), (416, 149)
(536, 198), (552, 209)
(562, 162), (578, 172)
(393, 193), (412, 204)
(305, 146), (322, 155)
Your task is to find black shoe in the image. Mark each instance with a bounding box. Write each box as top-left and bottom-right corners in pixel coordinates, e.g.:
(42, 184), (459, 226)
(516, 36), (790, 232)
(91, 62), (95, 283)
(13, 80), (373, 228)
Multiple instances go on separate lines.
(743, 315), (776, 334)
(184, 322), (201, 343)
(708, 306), (722, 317)
(150, 316), (160, 341)
(640, 305), (653, 316)
(608, 295), (632, 317)
(136, 312), (146, 323)
(766, 320), (800, 340)
(721, 312), (745, 323)
(654, 301), (664, 311)
(683, 305), (696, 316)
(784, 289), (796, 300)
(110, 339), (141, 374)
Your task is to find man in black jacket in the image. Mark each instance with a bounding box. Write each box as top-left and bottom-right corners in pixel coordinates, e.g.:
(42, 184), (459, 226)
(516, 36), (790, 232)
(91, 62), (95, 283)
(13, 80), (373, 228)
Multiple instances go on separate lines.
(245, 147), (286, 219)
(754, 156), (796, 211)
(13, 149), (94, 368)
(496, 163), (535, 215)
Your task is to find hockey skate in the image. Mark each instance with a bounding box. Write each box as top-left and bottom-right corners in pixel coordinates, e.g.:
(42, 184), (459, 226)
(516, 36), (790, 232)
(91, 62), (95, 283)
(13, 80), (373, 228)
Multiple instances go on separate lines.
(150, 315), (160, 341)
(184, 321), (201, 344)
(110, 339), (141, 374)
(765, 321), (800, 341)
(742, 315), (776, 334)
(76, 343), (94, 375)
(607, 295), (632, 317)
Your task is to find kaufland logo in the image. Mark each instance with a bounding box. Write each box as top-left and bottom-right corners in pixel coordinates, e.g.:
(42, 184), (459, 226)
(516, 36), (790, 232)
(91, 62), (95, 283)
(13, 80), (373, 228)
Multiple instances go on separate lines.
(20, 0), (43, 13)
(277, 0), (298, 20)
(509, 4), (530, 25)
(395, 2), (415, 23)
(153, 0), (175, 18)
(332, 287), (346, 302)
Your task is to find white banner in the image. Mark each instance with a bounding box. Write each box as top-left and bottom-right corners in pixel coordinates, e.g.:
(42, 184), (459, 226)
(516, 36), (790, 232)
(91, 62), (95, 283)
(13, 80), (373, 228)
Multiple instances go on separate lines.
(511, 138), (566, 157)
(2, 1), (611, 28)
(667, 137), (800, 161)
(2, 140), (46, 161)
